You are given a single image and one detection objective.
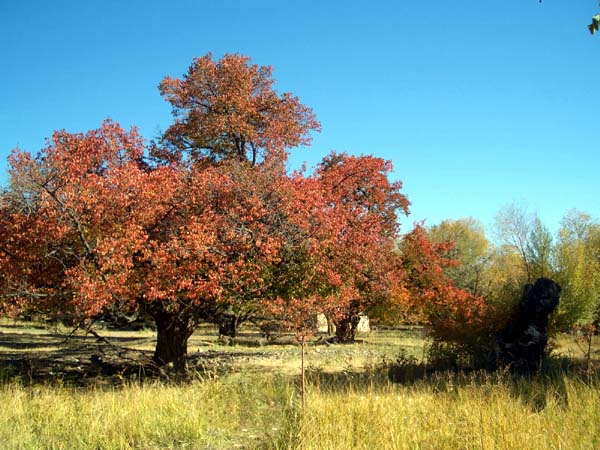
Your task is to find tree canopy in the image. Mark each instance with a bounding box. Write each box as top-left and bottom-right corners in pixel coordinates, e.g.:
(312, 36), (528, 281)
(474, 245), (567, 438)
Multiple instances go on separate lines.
(3, 53), (456, 371)
(156, 53), (320, 165)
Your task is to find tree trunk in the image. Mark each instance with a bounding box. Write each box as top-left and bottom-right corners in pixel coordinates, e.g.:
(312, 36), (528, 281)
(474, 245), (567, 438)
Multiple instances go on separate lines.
(152, 310), (195, 373)
(335, 314), (360, 343)
(218, 314), (238, 338)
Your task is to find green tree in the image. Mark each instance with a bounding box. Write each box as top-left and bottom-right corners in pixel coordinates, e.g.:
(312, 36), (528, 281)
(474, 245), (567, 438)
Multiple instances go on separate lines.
(427, 218), (491, 296)
(553, 210), (600, 330)
(526, 217), (554, 280)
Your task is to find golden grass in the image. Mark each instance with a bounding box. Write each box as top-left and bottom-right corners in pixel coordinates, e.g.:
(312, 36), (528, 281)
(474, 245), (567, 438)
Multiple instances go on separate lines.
(2, 321), (600, 449)
(1, 371), (600, 449)
(0, 374), (293, 449)
(281, 374), (600, 450)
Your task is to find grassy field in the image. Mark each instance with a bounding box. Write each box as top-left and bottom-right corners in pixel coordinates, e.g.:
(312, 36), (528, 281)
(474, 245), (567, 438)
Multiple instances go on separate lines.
(0, 320), (599, 449)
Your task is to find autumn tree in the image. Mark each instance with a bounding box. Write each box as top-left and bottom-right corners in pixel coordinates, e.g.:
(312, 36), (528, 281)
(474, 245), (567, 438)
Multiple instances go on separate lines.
(153, 53), (323, 339)
(152, 52), (323, 349)
(309, 153), (409, 342)
(155, 53), (320, 166)
(0, 52), (431, 371)
(399, 224), (495, 366)
(427, 218), (491, 296)
(0, 121), (326, 372)
(0, 122), (211, 369)
(0, 122), (157, 322)
(0, 54), (324, 372)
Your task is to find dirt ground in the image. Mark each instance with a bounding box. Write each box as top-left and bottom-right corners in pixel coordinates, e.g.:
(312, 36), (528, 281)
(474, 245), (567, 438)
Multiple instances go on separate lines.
(0, 318), (596, 386)
(0, 319), (428, 386)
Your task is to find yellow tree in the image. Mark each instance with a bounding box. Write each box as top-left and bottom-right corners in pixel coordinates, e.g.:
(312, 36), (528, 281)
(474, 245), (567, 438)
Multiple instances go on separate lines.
(427, 217), (491, 296)
(553, 210), (600, 331)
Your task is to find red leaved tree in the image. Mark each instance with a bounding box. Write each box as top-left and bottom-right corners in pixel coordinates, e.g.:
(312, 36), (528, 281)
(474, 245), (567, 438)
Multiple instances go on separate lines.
(155, 52), (320, 166)
(1, 120), (321, 371)
(152, 53), (323, 340)
(399, 224), (494, 364)
(306, 153), (410, 342)
(0, 53), (472, 373)
(0, 54), (324, 372)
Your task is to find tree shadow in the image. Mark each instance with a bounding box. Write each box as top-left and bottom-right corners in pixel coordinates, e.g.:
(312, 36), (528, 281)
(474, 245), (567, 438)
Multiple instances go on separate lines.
(0, 325), (298, 387)
(504, 356), (600, 412)
(302, 365), (391, 393)
(383, 354), (592, 412)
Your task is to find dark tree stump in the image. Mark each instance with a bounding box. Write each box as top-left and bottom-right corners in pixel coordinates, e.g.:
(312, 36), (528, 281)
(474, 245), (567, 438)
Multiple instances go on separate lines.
(496, 278), (561, 372)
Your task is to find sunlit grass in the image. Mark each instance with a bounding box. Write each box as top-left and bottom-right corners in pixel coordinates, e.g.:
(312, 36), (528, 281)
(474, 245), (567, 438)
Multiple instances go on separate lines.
(2, 320), (600, 449)
(276, 372), (600, 450)
(2, 371), (600, 450)
(0, 374), (293, 450)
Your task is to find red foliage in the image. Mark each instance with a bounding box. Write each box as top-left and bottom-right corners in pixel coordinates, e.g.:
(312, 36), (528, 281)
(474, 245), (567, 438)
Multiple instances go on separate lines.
(271, 153), (411, 341)
(399, 224), (492, 344)
(1, 119), (323, 367)
(156, 53), (321, 165)
(0, 53), (493, 369)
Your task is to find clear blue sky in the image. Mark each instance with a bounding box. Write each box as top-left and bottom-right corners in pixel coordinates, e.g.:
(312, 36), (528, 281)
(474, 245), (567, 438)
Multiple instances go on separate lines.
(1, 0), (598, 236)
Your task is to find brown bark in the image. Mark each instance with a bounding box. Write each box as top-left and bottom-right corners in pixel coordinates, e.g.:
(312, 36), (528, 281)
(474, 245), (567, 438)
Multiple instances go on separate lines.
(334, 314), (360, 343)
(151, 309), (195, 373)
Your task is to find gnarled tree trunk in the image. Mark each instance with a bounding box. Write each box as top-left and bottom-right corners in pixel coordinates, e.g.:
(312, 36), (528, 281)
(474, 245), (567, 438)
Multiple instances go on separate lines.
(147, 306), (195, 373)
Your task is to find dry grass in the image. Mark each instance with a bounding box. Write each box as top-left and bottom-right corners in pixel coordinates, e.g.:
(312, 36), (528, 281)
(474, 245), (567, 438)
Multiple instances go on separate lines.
(0, 374), (293, 449)
(2, 370), (600, 449)
(1, 320), (600, 449)
(279, 374), (600, 450)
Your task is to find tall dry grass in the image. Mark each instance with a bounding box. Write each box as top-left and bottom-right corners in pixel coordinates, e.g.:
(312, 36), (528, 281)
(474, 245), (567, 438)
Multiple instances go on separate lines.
(275, 370), (600, 450)
(0, 373), (292, 449)
(2, 369), (600, 449)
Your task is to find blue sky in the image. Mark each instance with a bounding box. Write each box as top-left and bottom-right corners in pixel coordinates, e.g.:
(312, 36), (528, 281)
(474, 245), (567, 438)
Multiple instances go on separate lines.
(1, 0), (598, 237)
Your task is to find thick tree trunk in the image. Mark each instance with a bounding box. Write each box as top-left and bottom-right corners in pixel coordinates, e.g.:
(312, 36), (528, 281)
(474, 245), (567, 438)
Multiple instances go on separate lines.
(152, 310), (195, 373)
(218, 314), (238, 338)
(334, 314), (360, 343)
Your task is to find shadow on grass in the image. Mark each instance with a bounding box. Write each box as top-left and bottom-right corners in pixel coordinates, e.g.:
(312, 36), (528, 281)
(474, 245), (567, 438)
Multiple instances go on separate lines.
(296, 345), (600, 415)
(0, 331), (146, 349)
(0, 325), (301, 387)
(0, 322), (596, 412)
(382, 352), (597, 412)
